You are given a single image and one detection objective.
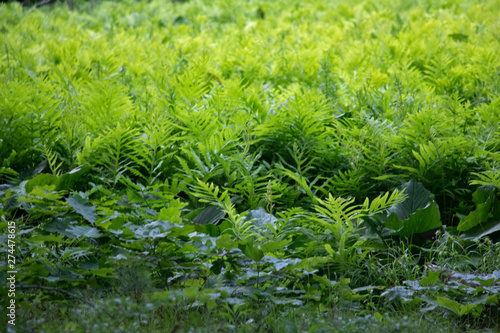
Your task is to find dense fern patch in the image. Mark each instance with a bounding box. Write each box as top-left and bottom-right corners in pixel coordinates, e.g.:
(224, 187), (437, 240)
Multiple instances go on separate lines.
(1, 0), (499, 331)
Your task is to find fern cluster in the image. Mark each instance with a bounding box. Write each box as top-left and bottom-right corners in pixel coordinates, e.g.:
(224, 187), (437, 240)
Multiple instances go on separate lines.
(1, 0), (500, 330)
(1, 0), (499, 225)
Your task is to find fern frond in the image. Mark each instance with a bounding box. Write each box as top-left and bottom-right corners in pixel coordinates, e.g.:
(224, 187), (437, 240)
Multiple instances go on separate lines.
(91, 124), (141, 186)
(191, 179), (231, 207)
(364, 188), (407, 215)
(470, 170), (500, 188)
(43, 144), (63, 176)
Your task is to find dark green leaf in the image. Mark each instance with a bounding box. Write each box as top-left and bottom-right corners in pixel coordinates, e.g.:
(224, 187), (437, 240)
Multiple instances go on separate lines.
(388, 179), (433, 221)
(448, 33), (468, 42)
(385, 180), (441, 237)
(461, 219), (500, 241)
(192, 205), (226, 225)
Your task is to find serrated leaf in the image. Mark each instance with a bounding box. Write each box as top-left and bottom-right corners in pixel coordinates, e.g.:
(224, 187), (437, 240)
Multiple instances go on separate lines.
(66, 225), (101, 238)
(420, 270), (440, 285)
(66, 194), (97, 224)
(43, 217), (74, 237)
(435, 296), (477, 316)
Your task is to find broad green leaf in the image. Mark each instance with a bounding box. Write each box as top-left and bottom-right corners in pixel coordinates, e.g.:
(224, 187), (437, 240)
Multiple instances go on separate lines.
(192, 205), (225, 225)
(127, 189), (143, 203)
(435, 296), (478, 316)
(388, 179), (433, 221)
(29, 263), (51, 277)
(458, 187), (496, 232)
(195, 223), (219, 237)
(157, 198), (185, 224)
(313, 274), (335, 287)
(29, 187), (63, 200)
(182, 207), (204, 221)
(78, 258), (99, 270)
(260, 238), (291, 253)
(29, 234), (65, 243)
(58, 166), (90, 191)
(66, 225), (101, 238)
(238, 241), (264, 262)
(262, 256), (301, 270)
(25, 173), (60, 194)
(131, 220), (176, 239)
(385, 180), (441, 237)
(66, 194), (97, 224)
(43, 217), (75, 238)
(461, 219), (500, 241)
(216, 233), (237, 250)
(385, 213), (404, 231)
(420, 270), (440, 285)
(61, 248), (92, 261)
(246, 207), (279, 228)
(388, 202), (441, 237)
(486, 295), (499, 305)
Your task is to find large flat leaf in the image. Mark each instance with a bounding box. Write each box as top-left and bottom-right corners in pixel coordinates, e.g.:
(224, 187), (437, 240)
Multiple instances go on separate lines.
(246, 207), (278, 227)
(25, 173), (60, 193)
(458, 187), (497, 232)
(388, 179), (433, 221)
(66, 225), (101, 239)
(66, 194), (97, 224)
(192, 205), (225, 225)
(461, 219), (500, 241)
(130, 220), (177, 239)
(43, 217), (72, 234)
(238, 241), (264, 262)
(387, 203), (441, 237)
(24, 167), (90, 194)
(58, 165), (90, 191)
(385, 179), (441, 237)
(43, 217), (78, 238)
(435, 296), (478, 316)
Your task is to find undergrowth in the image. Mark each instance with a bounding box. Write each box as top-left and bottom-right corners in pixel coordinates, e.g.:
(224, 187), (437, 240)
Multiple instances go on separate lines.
(1, 0), (499, 331)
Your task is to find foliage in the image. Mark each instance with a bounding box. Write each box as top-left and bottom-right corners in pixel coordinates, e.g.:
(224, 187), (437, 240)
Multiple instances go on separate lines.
(0, 0), (499, 331)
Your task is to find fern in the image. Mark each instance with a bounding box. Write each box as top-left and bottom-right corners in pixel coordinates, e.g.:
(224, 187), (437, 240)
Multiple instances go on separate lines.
(311, 189), (406, 264)
(79, 81), (135, 133)
(81, 124), (141, 187)
(43, 145), (63, 176)
(132, 118), (179, 185)
(191, 179), (257, 240)
(470, 168), (500, 189)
